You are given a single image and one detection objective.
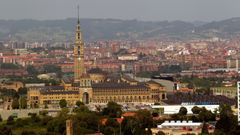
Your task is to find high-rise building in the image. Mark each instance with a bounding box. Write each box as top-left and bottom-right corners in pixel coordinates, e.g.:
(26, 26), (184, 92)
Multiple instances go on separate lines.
(74, 7), (85, 82)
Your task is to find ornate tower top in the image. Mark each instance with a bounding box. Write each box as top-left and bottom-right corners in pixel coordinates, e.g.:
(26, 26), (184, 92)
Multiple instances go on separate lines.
(77, 5), (80, 24)
(76, 5), (82, 42)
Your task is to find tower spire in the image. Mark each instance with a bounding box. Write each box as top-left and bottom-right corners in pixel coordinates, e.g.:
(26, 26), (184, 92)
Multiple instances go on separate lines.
(77, 5), (80, 24)
(74, 4), (85, 82)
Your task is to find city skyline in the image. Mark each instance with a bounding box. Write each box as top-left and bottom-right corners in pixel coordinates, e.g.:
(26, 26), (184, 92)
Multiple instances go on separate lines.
(0, 0), (240, 22)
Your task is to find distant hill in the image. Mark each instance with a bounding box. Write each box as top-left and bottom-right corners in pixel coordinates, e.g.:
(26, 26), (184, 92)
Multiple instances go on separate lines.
(195, 17), (240, 38)
(0, 18), (240, 42)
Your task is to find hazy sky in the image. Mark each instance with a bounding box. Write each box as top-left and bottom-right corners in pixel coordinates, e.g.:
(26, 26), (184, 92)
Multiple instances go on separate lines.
(0, 0), (240, 21)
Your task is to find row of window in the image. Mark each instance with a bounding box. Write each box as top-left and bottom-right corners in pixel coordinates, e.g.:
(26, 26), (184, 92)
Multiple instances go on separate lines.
(42, 96), (79, 100)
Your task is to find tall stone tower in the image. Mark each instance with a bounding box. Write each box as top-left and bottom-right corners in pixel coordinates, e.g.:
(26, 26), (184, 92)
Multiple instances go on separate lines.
(74, 6), (85, 82)
(66, 119), (73, 135)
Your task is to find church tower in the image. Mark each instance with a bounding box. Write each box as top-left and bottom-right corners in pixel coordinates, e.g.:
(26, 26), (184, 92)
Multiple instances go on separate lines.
(74, 6), (85, 82)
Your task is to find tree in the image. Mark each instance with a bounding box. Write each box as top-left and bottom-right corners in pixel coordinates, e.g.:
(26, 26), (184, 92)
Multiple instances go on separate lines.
(26, 65), (38, 76)
(43, 64), (62, 78)
(187, 82), (194, 89)
(136, 110), (153, 130)
(20, 97), (27, 109)
(178, 107), (187, 115)
(215, 104), (236, 134)
(12, 98), (19, 109)
(103, 126), (115, 135)
(39, 110), (48, 116)
(0, 63), (20, 69)
(18, 87), (28, 95)
(102, 101), (122, 118)
(191, 106), (201, 114)
(76, 101), (84, 107)
(198, 107), (215, 122)
(0, 114), (2, 122)
(78, 105), (89, 112)
(0, 126), (13, 135)
(159, 65), (182, 73)
(171, 114), (181, 120)
(15, 118), (25, 127)
(106, 118), (119, 128)
(201, 122), (209, 134)
(40, 116), (53, 126)
(7, 116), (14, 125)
(28, 113), (40, 123)
(58, 108), (69, 118)
(122, 117), (140, 135)
(59, 99), (67, 108)
(44, 103), (48, 109)
(47, 117), (66, 134)
(21, 131), (36, 135)
(73, 111), (99, 131)
(156, 131), (165, 135)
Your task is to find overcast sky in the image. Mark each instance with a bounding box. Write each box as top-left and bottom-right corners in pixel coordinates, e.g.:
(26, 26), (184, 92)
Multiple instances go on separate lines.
(0, 0), (239, 22)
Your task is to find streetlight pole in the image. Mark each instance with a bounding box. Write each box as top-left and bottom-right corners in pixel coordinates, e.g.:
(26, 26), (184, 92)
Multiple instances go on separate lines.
(120, 116), (123, 135)
(120, 122), (121, 135)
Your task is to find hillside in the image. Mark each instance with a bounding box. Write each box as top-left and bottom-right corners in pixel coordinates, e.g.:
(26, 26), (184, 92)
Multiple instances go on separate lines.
(0, 18), (240, 42)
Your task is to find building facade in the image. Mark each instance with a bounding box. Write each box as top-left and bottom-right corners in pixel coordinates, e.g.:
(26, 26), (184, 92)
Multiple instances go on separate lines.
(211, 86), (237, 99)
(27, 15), (167, 108)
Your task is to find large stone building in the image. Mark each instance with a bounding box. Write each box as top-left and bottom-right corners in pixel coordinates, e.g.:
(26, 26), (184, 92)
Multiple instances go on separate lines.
(0, 80), (23, 91)
(211, 86), (237, 99)
(27, 14), (167, 108)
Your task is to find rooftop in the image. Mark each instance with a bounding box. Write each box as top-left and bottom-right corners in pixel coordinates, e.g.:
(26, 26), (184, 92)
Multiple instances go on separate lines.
(92, 82), (148, 90)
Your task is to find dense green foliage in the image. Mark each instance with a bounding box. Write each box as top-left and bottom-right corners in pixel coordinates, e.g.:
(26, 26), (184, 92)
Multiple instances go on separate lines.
(0, 63), (21, 69)
(10, 77), (60, 85)
(0, 114), (2, 122)
(59, 99), (67, 108)
(26, 65), (38, 76)
(178, 107), (187, 115)
(214, 104), (240, 134)
(102, 101), (122, 118)
(156, 131), (165, 135)
(0, 126), (13, 135)
(201, 122), (209, 134)
(12, 98), (20, 109)
(0, 102), (239, 135)
(159, 65), (182, 73)
(18, 87), (28, 95)
(43, 64), (62, 78)
(75, 101), (84, 107)
(191, 106), (201, 114)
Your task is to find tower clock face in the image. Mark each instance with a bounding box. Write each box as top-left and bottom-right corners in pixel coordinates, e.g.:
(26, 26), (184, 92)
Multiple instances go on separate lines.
(78, 57), (81, 60)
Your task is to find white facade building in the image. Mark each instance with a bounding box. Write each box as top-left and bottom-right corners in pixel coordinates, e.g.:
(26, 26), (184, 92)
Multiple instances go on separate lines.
(157, 120), (202, 129)
(118, 54), (138, 61)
